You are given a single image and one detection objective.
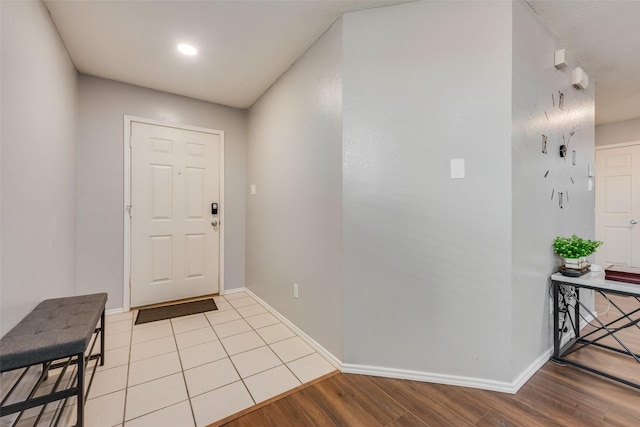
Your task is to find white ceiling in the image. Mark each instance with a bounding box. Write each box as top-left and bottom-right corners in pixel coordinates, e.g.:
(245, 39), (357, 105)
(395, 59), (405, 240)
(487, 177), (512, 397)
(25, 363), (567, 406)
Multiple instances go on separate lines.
(44, 0), (640, 125)
(528, 0), (640, 125)
(43, 0), (411, 109)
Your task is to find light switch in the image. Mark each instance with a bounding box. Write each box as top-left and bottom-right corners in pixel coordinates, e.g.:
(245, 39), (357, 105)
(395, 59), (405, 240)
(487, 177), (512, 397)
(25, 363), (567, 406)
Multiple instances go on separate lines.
(450, 159), (465, 179)
(250, 184), (256, 195)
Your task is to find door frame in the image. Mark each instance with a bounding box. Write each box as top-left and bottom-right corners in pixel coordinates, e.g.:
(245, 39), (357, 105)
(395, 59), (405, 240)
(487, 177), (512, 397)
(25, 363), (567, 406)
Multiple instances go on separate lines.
(595, 140), (640, 151)
(123, 115), (225, 311)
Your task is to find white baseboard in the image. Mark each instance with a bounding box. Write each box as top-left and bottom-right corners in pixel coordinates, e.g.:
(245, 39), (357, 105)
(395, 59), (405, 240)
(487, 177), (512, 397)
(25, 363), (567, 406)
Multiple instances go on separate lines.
(581, 312), (596, 328)
(343, 346), (552, 395)
(346, 363), (510, 393)
(510, 349), (552, 392)
(221, 287), (247, 296)
(106, 307), (126, 316)
(342, 315), (594, 394)
(234, 287), (559, 394)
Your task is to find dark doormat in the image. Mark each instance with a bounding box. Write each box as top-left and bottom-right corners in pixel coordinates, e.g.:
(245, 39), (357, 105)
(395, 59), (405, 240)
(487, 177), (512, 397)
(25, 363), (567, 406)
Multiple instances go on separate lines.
(135, 298), (218, 325)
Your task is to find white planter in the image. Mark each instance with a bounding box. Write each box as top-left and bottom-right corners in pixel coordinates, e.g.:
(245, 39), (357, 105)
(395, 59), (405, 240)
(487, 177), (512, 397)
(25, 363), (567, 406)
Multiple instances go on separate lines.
(563, 256), (589, 270)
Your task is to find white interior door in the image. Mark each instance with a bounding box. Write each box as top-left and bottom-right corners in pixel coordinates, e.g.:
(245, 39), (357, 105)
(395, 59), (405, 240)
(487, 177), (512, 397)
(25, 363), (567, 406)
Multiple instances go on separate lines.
(595, 143), (640, 268)
(130, 122), (221, 307)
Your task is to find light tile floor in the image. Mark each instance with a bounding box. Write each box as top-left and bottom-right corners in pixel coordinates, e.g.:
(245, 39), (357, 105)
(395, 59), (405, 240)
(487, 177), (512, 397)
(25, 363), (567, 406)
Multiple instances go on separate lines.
(5, 291), (336, 427)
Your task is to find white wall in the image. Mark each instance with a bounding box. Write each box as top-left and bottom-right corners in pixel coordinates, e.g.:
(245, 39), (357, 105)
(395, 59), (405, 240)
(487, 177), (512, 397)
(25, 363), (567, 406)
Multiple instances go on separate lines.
(595, 117), (640, 146)
(1, 0), (78, 334)
(342, 1), (514, 381)
(77, 75), (247, 311)
(511, 1), (595, 377)
(246, 21), (344, 358)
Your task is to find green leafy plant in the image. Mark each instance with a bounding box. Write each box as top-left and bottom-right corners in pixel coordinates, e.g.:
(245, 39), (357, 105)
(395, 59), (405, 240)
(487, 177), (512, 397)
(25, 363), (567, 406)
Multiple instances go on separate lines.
(553, 235), (603, 258)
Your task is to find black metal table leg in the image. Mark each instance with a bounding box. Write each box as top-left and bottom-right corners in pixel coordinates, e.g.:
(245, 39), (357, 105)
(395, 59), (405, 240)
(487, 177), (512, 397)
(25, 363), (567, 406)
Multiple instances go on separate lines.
(550, 275), (640, 390)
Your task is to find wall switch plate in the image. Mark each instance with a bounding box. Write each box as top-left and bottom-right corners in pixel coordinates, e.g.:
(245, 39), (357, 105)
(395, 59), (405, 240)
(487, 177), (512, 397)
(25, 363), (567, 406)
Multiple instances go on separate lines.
(293, 283), (299, 299)
(450, 159), (465, 179)
(250, 184), (256, 195)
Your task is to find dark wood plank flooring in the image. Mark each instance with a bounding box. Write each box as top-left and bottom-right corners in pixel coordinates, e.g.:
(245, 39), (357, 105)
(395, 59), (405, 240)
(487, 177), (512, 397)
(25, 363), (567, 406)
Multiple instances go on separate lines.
(215, 293), (639, 427)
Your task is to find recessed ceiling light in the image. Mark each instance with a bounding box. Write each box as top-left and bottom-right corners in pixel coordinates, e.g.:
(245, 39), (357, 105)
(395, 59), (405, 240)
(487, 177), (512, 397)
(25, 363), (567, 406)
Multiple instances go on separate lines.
(177, 43), (197, 56)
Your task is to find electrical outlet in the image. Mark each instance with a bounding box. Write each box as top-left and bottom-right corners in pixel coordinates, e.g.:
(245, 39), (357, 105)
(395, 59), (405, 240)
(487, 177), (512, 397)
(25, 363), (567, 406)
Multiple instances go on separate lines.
(293, 283), (299, 299)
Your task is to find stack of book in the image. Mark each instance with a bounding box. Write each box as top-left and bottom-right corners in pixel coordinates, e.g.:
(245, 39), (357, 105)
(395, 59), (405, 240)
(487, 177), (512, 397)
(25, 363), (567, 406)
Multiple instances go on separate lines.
(605, 265), (640, 285)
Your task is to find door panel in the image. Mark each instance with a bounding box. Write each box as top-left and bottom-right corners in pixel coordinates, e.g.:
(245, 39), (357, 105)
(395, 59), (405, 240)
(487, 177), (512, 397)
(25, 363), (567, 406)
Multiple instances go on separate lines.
(595, 144), (640, 268)
(186, 167), (205, 218)
(152, 165), (173, 218)
(151, 236), (173, 282)
(186, 234), (205, 278)
(131, 122), (220, 307)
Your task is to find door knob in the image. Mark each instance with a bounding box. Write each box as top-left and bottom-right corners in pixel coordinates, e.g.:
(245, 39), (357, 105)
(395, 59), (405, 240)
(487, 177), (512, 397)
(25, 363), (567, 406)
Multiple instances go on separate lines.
(631, 219), (638, 225)
(211, 220), (218, 227)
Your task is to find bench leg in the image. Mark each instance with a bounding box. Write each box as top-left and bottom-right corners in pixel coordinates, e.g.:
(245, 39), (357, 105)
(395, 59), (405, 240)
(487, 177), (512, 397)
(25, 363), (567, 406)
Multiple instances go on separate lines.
(100, 309), (105, 366)
(76, 352), (84, 427)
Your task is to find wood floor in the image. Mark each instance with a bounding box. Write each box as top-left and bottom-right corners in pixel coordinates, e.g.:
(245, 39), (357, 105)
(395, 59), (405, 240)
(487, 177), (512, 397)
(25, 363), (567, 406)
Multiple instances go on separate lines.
(215, 293), (639, 427)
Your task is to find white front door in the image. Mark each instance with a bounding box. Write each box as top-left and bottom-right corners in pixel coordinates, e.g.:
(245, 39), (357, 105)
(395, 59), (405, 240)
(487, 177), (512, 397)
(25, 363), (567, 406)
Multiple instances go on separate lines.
(130, 121), (221, 307)
(595, 143), (640, 268)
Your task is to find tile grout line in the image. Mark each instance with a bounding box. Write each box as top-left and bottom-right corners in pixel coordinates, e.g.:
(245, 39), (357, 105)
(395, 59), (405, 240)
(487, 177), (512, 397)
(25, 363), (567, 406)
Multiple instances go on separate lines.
(167, 294), (260, 423)
(230, 304), (267, 407)
(226, 294), (326, 387)
(242, 310), (295, 380)
(206, 294), (290, 414)
(232, 296), (309, 400)
(211, 295), (260, 410)
(120, 310), (134, 426)
(242, 300), (312, 380)
(169, 313), (199, 427)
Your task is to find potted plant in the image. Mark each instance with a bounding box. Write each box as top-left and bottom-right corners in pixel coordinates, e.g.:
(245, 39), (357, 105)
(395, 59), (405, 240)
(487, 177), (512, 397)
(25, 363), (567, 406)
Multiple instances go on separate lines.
(553, 234), (603, 271)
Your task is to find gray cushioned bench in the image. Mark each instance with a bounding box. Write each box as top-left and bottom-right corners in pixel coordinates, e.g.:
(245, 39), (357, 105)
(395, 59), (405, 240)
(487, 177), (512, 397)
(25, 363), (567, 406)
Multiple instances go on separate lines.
(0, 293), (107, 427)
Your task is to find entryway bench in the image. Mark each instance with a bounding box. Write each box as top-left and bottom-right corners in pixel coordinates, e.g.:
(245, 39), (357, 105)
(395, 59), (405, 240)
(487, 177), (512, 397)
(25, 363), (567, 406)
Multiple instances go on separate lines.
(0, 293), (107, 426)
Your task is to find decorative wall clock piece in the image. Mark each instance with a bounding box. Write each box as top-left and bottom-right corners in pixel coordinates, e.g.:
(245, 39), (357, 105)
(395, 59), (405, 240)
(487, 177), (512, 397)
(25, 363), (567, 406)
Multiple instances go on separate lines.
(541, 90), (577, 209)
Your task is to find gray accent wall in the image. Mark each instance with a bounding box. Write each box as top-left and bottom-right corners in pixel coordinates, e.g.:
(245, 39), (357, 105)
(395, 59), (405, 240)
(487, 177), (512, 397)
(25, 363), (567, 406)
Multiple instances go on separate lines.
(247, 0), (596, 386)
(342, 1), (513, 381)
(511, 0), (595, 378)
(77, 76), (248, 311)
(246, 21), (344, 358)
(1, 1), (79, 334)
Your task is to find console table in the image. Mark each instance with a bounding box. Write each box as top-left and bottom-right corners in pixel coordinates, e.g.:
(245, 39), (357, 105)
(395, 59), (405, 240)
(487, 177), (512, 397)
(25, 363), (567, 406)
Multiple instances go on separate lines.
(550, 272), (640, 389)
